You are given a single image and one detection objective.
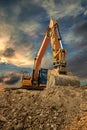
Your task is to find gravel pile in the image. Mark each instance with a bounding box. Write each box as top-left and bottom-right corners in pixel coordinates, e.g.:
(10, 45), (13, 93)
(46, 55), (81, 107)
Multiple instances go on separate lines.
(0, 86), (87, 130)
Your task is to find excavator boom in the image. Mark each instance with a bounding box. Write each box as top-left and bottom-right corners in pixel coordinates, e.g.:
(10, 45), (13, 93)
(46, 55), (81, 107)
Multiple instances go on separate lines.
(33, 32), (50, 81)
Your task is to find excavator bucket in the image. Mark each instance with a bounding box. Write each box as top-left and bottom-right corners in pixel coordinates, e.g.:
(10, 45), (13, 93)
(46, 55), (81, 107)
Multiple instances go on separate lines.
(47, 69), (80, 87)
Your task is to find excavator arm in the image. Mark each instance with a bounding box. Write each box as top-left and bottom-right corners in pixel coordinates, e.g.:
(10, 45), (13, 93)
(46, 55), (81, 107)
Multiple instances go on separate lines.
(49, 19), (67, 73)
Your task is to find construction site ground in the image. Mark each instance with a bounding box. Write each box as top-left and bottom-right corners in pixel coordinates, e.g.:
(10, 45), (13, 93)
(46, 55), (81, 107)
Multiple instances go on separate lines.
(0, 86), (87, 130)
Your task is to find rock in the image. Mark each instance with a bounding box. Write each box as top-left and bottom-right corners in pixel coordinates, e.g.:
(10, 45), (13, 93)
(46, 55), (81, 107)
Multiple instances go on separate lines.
(0, 115), (7, 122)
(80, 102), (87, 111)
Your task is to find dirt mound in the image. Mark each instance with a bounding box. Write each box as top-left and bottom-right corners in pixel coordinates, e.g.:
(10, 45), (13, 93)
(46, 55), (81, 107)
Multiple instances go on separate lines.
(0, 86), (87, 130)
(65, 112), (87, 130)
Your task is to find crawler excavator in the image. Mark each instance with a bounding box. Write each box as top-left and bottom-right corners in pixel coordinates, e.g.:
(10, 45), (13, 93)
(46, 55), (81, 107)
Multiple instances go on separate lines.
(21, 19), (80, 89)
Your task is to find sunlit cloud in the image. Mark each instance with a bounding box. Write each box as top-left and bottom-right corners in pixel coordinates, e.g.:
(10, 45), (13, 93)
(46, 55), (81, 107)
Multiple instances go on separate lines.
(0, 57), (8, 63)
(40, 0), (84, 18)
(19, 21), (41, 38)
(6, 52), (34, 67)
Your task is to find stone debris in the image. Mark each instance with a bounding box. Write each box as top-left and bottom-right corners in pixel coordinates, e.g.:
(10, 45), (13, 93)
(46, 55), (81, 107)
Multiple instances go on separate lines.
(0, 86), (87, 130)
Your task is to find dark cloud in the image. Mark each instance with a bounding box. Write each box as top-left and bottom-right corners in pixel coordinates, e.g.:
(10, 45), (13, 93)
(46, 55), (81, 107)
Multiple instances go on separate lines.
(54, 0), (62, 5)
(81, 0), (87, 7)
(10, 30), (37, 48)
(18, 2), (47, 22)
(0, 0), (20, 23)
(0, 72), (21, 85)
(3, 48), (15, 57)
(74, 21), (87, 38)
(73, 21), (87, 50)
(68, 48), (87, 78)
(68, 21), (87, 78)
(0, 0), (47, 24)
(13, 31), (31, 45)
(0, 0), (18, 7)
(9, 31), (37, 58)
(4, 75), (20, 85)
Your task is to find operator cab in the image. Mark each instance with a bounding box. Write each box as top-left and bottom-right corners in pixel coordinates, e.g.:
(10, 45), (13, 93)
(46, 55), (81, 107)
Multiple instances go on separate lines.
(38, 68), (48, 87)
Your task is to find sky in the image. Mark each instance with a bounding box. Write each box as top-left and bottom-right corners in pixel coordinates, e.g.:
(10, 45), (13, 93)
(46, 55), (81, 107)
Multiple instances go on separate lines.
(0, 0), (87, 80)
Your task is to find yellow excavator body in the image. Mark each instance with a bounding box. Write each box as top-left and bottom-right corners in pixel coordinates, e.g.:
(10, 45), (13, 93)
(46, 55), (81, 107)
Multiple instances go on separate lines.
(21, 19), (80, 89)
(22, 75), (32, 87)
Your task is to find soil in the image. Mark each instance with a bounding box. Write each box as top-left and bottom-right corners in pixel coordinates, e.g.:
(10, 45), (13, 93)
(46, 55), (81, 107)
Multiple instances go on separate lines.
(0, 86), (87, 130)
